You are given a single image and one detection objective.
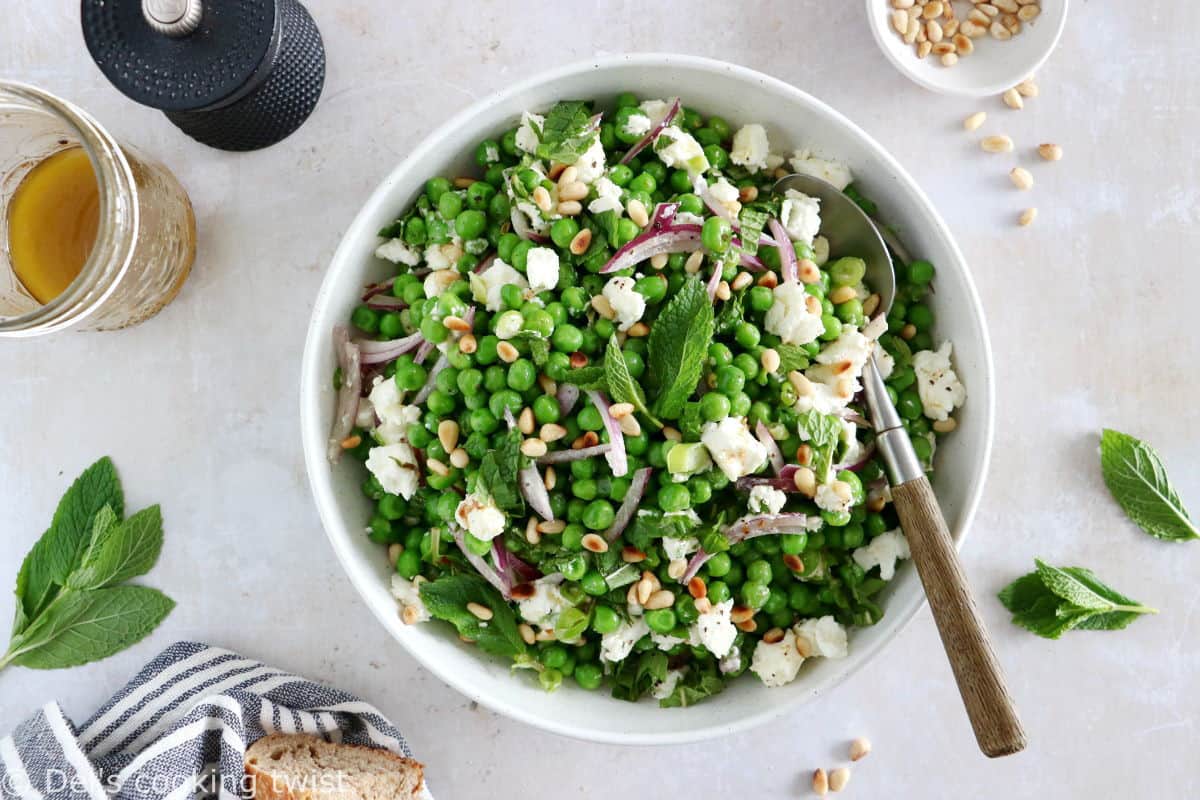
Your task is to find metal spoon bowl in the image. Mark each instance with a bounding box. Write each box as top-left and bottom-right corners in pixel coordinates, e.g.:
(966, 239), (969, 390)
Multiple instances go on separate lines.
(772, 173), (1026, 758)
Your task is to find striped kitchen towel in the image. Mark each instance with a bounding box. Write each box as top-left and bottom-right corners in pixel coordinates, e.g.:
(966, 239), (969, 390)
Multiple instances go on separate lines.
(0, 641), (426, 800)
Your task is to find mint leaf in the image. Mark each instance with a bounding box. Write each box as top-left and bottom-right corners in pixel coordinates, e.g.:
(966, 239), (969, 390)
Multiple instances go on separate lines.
(647, 276), (714, 420)
(67, 505), (164, 591)
(14, 457), (123, 632)
(737, 207), (768, 257)
(4, 586), (173, 670)
(534, 101), (595, 164)
(660, 668), (725, 708)
(604, 335), (660, 427)
(611, 650), (666, 702)
(560, 365), (607, 391)
(511, 331), (550, 367)
(714, 289), (744, 336)
(1100, 429), (1197, 541)
(554, 607), (589, 642)
(419, 574), (528, 659)
(998, 561), (1156, 640)
(591, 209), (621, 249)
(475, 429), (525, 513)
(797, 410), (842, 482)
(775, 344), (811, 374)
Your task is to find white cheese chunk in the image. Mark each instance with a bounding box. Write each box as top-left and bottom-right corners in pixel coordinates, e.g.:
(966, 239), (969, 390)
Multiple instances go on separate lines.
(601, 275), (646, 331)
(525, 247), (560, 293)
(600, 616), (650, 663)
(518, 576), (571, 629)
(750, 629), (805, 688)
(692, 599), (737, 658)
(912, 341), (966, 422)
(780, 189), (821, 246)
(730, 124), (770, 173)
(572, 135), (607, 184)
(654, 126), (709, 174)
(470, 258), (528, 312)
(765, 280), (824, 346)
(390, 575), (430, 623)
(587, 176), (624, 217)
(365, 443), (419, 499)
(749, 485), (787, 515)
(515, 111), (544, 154)
(788, 149), (853, 191)
(793, 616), (848, 659)
(852, 529), (911, 580)
(375, 238), (421, 266)
(454, 493), (507, 541)
(701, 416), (768, 481)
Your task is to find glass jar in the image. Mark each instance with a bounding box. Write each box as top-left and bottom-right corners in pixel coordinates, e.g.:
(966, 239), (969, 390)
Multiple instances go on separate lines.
(0, 82), (196, 337)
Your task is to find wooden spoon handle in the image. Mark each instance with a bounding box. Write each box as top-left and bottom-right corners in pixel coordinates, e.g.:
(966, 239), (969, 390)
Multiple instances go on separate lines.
(891, 477), (1027, 758)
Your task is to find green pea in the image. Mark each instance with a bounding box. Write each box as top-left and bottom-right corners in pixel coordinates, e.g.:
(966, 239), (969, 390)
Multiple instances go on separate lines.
(907, 259), (935, 285)
(658, 484), (691, 512)
(898, 388), (923, 421)
(910, 331), (933, 351)
(734, 322), (760, 349)
(351, 306), (379, 334)
(486, 189), (509, 221)
(434, 492), (458, 523)
(695, 127), (721, 147)
(615, 91), (639, 109)
(539, 667), (563, 692)
(526, 395), (558, 425)
(733, 353), (758, 380)
(747, 285), (774, 313)
(375, 312), (401, 340)
(395, 548), (421, 579)
(622, 349), (645, 378)
(634, 274), (667, 304)
(820, 314), (843, 342)
(703, 144), (729, 170)
(908, 303), (934, 332)
(645, 608), (677, 634)
(837, 298), (866, 327)
(496, 233), (519, 263)
(511, 239), (534, 271)
(608, 164), (634, 187)
(582, 499), (615, 531)
(523, 309), (555, 337)
(687, 475), (712, 504)
(699, 391), (731, 422)
(747, 559), (773, 584)
(668, 169), (692, 193)
(781, 533), (807, 555)
(574, 662), (603, 690)
(437, 191), (463, 220)
(571, 458), (596, 479)
(454, 209), (487, 239)
(715, 365), (745, 396)
(912, 433), (933, 463)
(577, 570), (606, 596)
(740, 580), (770, 609)
(701, 216), (732, 253)
(578, 404), (604, 431)
(677, 193), (704, 215)
(708, 342), (734, 367)
(550, 217), (580, 249)
(562, 522), (585, 549)
(763, 587), (788, 615)
(572, 478), (598, 501)
(629, 172), (657, 194)
(489, 390), (523, 419)
(426, 390), (455, 417)
(548, 322), (582, 353)
(403, 217), (427, 246)
(394, 361), (427, 391)
(616, 218), (640, 246)
(419, 317), (447, 344)
(707, 580), (732, 604)
(591, 605), (621, 635)
(829, 257), (866, 287)
(425, 177), (451, 203)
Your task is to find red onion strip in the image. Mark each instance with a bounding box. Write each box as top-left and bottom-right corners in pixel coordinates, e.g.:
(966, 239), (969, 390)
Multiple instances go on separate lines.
(738, 251), (767, 272)
(604, 467), (652, 543)
(362, 277), (396, 301)
(599, 227), (701, 275)
(755, 421), (785, 474)
(681, 550), (713, 583)
(327, 325), (363, 464)
(535, 443), (613, 464)
(706, 259), (723, 301)
(585, 390), (628, 477)
(618, 97), (681, 165)
(413, 353), (448, 405)
(834, 440), (877, 473)
(557, 383), (580, 418)
(359, 332), (424, 365)
(726, 513), (817, 542)
(768, 217), (797, 283)
(366, 295), (407, 311)
(451, 524), (511, 599)
(413, 338), (435, 364)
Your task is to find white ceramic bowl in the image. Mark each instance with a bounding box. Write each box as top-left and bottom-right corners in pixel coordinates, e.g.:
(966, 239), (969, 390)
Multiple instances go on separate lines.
(865, 0), (1068, 97)
(300, 54), (994, 745)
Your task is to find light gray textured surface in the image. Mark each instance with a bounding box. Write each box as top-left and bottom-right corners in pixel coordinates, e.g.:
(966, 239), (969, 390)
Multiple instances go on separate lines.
(2, 2), (1197, 797)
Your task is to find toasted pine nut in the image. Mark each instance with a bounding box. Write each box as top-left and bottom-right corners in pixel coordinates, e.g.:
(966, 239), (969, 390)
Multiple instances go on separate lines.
(1016, 77), (1039, 97)
(535, 629), (555, 642)
(943, 18), (959, 37)
(867, 494), (887, 513)
(1002, 88), (1024, 110)
(574, 430), (599, 449)
(940, 52), (958, 67)
(829, 285), (857, 305)
(931, 41), (956, 56)
(960, 19), (986, 38)
(458, 333), (477, 354)
(525, 516), (541, 545)
(926, 19), (943, 43)
(757, 271), (779, 289)
(519, 623), (536, 645)
(684, 250), (704, 274)
(627, 198), (649, 227)
(891, 0), (913, 8)
(581, 533), (609, 553)
(832, 480), (853, 503)
(783, 553), (805, 573)
(900, 323), (917, 340)
(789, 370), (815, 397)
(1010, 167), (1034, 190)
(761, 348), (781, 375)
(650, 253), (669, 270)
(798, 258), (820, 284)
(521, 438), (548, 458)
(977, 2), (1000, 17)
(618, 414), (641, 436)
(850, 737), (872, 762)
(922, 1), (943, 19)
(735, 618), (757, 633)
(953, 32), (973, 54)
(863, 293), (881, 317)
(627, 321), (650, 337)
(340, 434), (361, 450)
(558, 181), (588, 202)
(557, 200), (582, 216)
(402, 606), (422, 625)
(387, 542), (404, 566)
(715, 280), (732, 301)
(627, 583), (641, 607)
(538, 518), (565, 535)
(443, 315), (470, 332)
(518, 407), (535, 435)
(622, 546), (646, 563)
(532, 186), (552, 213)
(666, 558), (687, 581)
(511, 582), (536, 600)
(762, 627), (785, 644)
(1017, 4), (1039, 21)
(546, 162), (566, 180)
(731, 271), (753, 291)
(540, 423), (567, 442)
(963, 110), (987, 130)
(497, 341), (519, 362)
(591, 293), (615, 319)
(812, 769), (829, 797)
(687, 576), (707, 599)
(891, 9), (908, 35)
(738, 185), (758, 203)
(569, 228), (592, 255)
(793, 466), (817, 497)
(968, 8), (990, 25)
(1018, 207), (1037, 227)
(556, 165), (578, 186)
(644, 590), (675, 610)
(989, 20), (1011, 39)
(730, 605), (755, 624)
(426, 458), (449, 477)
(636, 578), (654, 605)
(569, 351), (589, 368)
(1038, 142), (1063, 161)
(662, 426), (682, 442)
(694, 597), (713, 614)
(467, 601), (493, 621)
(904, 15), (919, 43)
(993, 0), (1018, 11)
(608, 402), (634, 419)
(1002, 13), (1021, 34)
(981, 134), (1014, 153)
(829, 767), (851, 792)
(796, 443), (812, 465)
(449, 448), (469, 469)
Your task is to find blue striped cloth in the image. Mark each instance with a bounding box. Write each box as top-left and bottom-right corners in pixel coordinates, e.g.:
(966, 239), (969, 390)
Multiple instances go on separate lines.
(0, 642), (425, 800)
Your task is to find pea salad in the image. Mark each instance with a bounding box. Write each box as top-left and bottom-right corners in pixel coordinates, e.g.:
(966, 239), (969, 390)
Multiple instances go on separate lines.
(327, 94), (966, 706)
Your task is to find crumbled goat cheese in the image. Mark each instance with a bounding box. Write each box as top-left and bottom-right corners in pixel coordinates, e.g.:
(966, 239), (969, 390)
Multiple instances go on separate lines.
(424, 268), (459, 299)
(525, 247), (560, 293)
(623, 112), (652, 137)
(638, 99), (673, 126)
(572, 135), (607, 184)
(707, 176), (742, 216)
(651, 668), (687, 700)
(797, 326), (877, 414)
(600, 616), (650, 663)
(471, 258), (528, 312)
(730, 124), (770, 173)
(780, 189), (821, 246)
(375, 238), (421, 266)
(750, 630), (806, 688)
(853, 529), (911, 580)
(454, 493), (507, 541)
(518, 576), (571, 629)
(701, 416), (768, 481)
(788, 149), (853, 191)
(749, 485), (788, 515)
(654, 126), (709, 174)
(719, 646), (742, 675)
(874, 344), (895, 381)
(423, 241), (462, 271)
(390, 575), (430, 623)
(368, 378), (421, 445)
(692, 599), (737, 658)
(793, 616), (848, 659)
(912, 342), (966, 422)
(365, 443), (419, 499)
(765, 280), (824, 346)
(815, 481), (853, 515)
(515, 111), (544, 154)
(662, 536), (700, 561)
(587, 176), (624, 217)
(601, 275), (646, 331)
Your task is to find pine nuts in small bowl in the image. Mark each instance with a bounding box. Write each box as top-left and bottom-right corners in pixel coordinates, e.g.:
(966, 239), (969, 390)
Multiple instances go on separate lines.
(865, 0), (1069, 97)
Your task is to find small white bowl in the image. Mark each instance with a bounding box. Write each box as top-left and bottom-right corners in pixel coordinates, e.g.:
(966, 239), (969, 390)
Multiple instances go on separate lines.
(300, 54), (995, 745)
(865, 0), (1068, 97)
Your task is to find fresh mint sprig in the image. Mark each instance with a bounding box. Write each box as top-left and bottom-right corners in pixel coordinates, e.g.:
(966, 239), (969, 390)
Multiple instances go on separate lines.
(1100, 429), (1197, 542)
(3, 457), (174, 671)
(998, 560), (1156, 640)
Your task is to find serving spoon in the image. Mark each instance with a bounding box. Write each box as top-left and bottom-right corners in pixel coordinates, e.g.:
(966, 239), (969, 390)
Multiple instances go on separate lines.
(774, 174), (1026, 758)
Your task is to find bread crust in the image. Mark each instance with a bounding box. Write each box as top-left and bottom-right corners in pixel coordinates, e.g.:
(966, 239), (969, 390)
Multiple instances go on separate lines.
(245, 733), (424, 800)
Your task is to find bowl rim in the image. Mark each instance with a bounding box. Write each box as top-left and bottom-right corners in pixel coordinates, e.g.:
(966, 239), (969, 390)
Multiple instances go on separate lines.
(862, 0), (1070, 98)
(300, 52), (996, 745)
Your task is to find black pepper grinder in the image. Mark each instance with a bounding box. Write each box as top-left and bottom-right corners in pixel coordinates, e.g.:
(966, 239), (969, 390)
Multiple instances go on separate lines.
(81, 0), (326, 151)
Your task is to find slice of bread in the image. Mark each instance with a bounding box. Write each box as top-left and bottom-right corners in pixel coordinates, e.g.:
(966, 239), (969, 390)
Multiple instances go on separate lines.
(245, 733), (425, 800)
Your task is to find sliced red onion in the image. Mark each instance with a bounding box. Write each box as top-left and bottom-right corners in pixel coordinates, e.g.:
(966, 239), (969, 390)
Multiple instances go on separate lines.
(474, 252), (495, 274)
(327, 325), (362, 464)
(366, 295), (407, 311)
(837, 408), (872, 428)
(413, 353), (448, 405)
(510, 206), (549, 244)
(359, 332), (424, 365)
(767, 217), (797, 283)
(739, 251), (767, 272)
(651, 201), (680, 227)
(450, 524), (511, 600)
(557, 383), (580, 417)
(493, 537), (542, 585)
(834, 440), (877, 473)
(535, 442), (613, 464)
(604, 467), (652, 543)
(585, 390), (628, 477)
(413, 338), (435, 365)
(726, 512), (818, 543)
(681, 549), (713, 583)
(619, 97), (680, 164)
(706, 259), (723, 301)
(600, 226), (701, 275)
(362, 277), (396, 301)
(755, 421), (784, 474)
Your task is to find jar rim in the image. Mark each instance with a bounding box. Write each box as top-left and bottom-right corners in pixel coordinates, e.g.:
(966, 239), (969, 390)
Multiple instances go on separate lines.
(0, 81), (140, 335)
